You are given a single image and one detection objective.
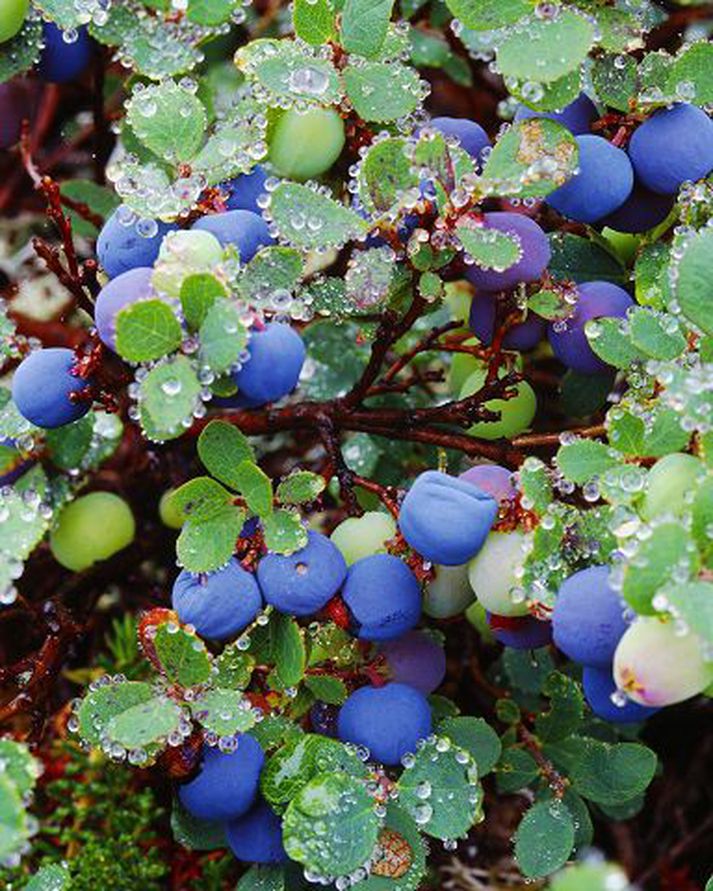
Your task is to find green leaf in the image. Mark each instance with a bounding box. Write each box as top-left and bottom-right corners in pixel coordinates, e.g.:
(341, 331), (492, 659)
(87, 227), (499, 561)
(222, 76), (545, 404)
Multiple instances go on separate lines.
(277, 471), (327, 505)
(262, 508), (308, 555)
(262, 734), (366, 813)
(0, 18), (42, 84)
(571, 740), (657, 806)
(154, 621), (212, 687)
(271, 613), (306, 687)
(0, 482), (51, 597)
(186, 0), (242, 26)
(341, 0), (394, 58)
(359, 805), (427, 891)
(343, 62), (424, 122)
(548, 233), (627, 285)
(304, 674), (348, 705)
(556, 440), (617, 485)
(191, 106), (268, 185)
(233, 460), (274, 517)
(585, 317), (645, 369)
(282, 773), (380, 874)
(0, 741), (41, 798)
(675, 227), (713, 335)
(482, 119), (578, 198)
(267, 183), (368, 250)
(518, 457), (553, 514)
(138, 356), (203, 443)
(640, 406), (689, 458)
(293, 0), (336, 45)
(199, 301), (248, 374)
(528, 288), (574, 322)
(665, 581), (713, 644)
(437, 717), (501, 775)
(169, 476), (234, 521)
(191, 689), (258, 737)
(45, 415), (94, 471)
(503, 647), (555, 694)
(214, 645), (255, 690)
(235, 41), (343, 106)
(177, 504), (246, 573)
(357, 137), (418, 216)
(115, 299), (183, 363)
(692, 476), (713, 567)
(621, 522), (698, 614)
(171, 798), (227, 851)
(606, 410), (645, 456)
(508, 70), (582, 114)
(592, 54), (638, 112)
(181, 274), (229, 331)
(456, 219), (521, 271)
(60, 179), (120, 238)
(636, 242), (673, 310)
(107, 695), (184, 750)
(126, 80), (207, 164)
(497, 11), (594, 84)
(398, 737), (482, 839)
(535, 672), (584, 742)
(197, 421), (255, 488)
(496, 746), (539, 793)
(628, 309), (686, 361)
(0, 772), (25, 861)
(237, 247), (304, 304)
(23, 864), (72, 891)
(514, 800), (575, 879)
(251, 715), (305, 753)
(595, 6), (643, 54)
(444, 0), (529, 31)
(665, 41), (713, 107)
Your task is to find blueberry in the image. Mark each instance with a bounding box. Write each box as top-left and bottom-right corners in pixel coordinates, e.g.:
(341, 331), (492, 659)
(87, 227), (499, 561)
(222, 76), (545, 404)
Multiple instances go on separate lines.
(341, 554), (421, 641)
(221, 166), (269, 214)
(233, 323), (306, 406)
(380, 630), (446, 694)
(337, 683), (432, 766)
(487, 613), (553, 650)
(226, 798), (287, 864)
(97, 209), (177, 280)
(547, 281), (633, 375)
(552, 565), (628, 667)
(429, 117), (491, 167)
(458, 464), (515, 503)
(172, 558), (263, 640)
(628, 103), (713, 195)
(600, 181), (675, 234)
(547, 135), (634, 224)
(514, 92), (598, 136)
(464, 212), (550, 292)
(257, 531), (347, 617)
(12, 348), (93, 429)
(178, 737), (264, 821)
(582, 665), (659, 723)
(468, 292), (546, 351)
(37, 23), (92, 83)
(309, 701), (339, 737)
(398, 470), (498, 565)
(192, 210), (273, 263)
(94, 267), (155, 351)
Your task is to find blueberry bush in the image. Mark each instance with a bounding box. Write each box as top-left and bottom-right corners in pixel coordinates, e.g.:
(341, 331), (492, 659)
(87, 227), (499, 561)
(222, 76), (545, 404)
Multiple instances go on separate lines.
(1, 0), (713, 888)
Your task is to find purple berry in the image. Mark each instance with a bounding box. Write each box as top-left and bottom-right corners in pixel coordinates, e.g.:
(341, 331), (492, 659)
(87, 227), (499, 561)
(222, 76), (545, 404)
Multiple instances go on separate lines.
(547, 135), (634, 224)
(192, 209), (273, 263)
(226, 799), (287, 864)
(628, 104), (713, 196)
(178, 737), (264, 821)
(552, 566), (628, 668)
(514, 93), (598, 136)
(94, 267), (155, 351)
(309, 701), (339, 737)
(342, 554), (421, 642)
(468, 292), (546, 351)
(37, 23), (92, 83)
(97, 210), (177, 280)
(600, 181), (674, 234)
(548, 281), (634, 375)
(380, 630), (446, 694)
(221, 165), (268, 214)
(12, 348), (93, 429)
(232, 323), (306, 407)
(458, 464), (515, 503)
(337, 683), (432, 765)
(398, 470), (498, 566)
(257, 531), (347, 617)
(464, 212), (550, 292)
(172, 558), (263, 640)
(582, 665), (659, 724)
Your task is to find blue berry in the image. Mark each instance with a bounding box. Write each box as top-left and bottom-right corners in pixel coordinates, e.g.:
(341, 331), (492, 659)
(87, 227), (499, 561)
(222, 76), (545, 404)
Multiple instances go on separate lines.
(178, 736), (264, 821)
(12, 348), (93, 429)
(514, 92), (598, 136)
(221, 166), (268, 214)
(547, 135), (633, 223)
(429, 117), (491, 167)
(192, 209), (273, 263)
(337, 683), (432, 766)
(600, 181), (674, 234)
(233, 323), (306, 407)
(226, 799), (287, 864)
(257, 531), (347, 617)
(380, 630), (446, 694)
(172, 558), (263, 640)
(94, 267), (155, 351)
(469, 292), (545, 351)
(582, 665), (660, 724)
(487, 613), (553, 650)
(552, 565), (628, 668)
(341, 554), (421, 641)
(309, 701), (339, 737)
(628, 103), (713, 195)
(37, 23), (92, 83)
(464, 212), (550, 292)
(548, 281), (633, 375)
(97, 209), (177, 280)
(398, 470), (498, 565)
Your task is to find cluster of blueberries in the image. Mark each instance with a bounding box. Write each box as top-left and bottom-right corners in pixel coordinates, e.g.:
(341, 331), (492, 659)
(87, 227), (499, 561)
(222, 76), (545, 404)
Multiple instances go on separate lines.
(10, 168), (307, 430)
